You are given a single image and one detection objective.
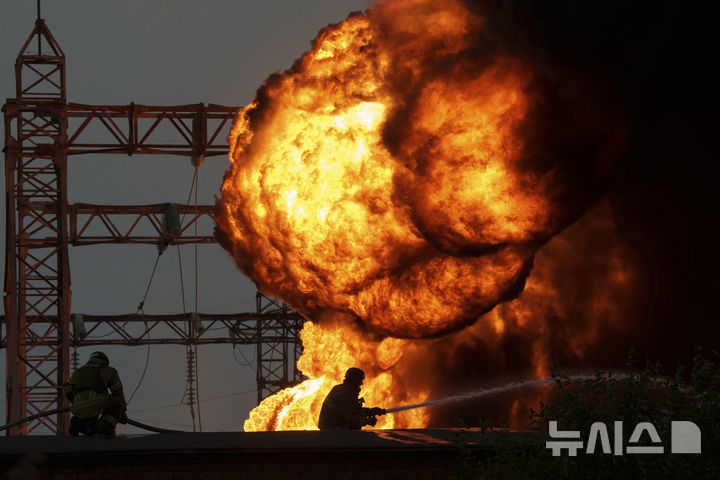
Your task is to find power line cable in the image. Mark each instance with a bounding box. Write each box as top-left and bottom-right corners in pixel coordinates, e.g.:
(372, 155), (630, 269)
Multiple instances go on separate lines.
(128, 388), (257, 414)
(177, 169), (200, 432)
(176, 242), (197, 430)
(136, 251), (162, 315)
(232, 346), (255, 372)
(177, 246), (188, 320)
(127, 250), (162, 405)
(203, 297), (256, 313)
(85, 330), (116, 339)
(127, 313), (150, 405)
(193, 167), (203, 433)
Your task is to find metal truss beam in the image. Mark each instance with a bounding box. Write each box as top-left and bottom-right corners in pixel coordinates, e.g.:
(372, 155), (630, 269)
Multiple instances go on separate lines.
(3, 17), (308, 436)
(2, 101), (237, 157)
(68, 203), (215, 246)
(1, 312), (304, 347)
(10, 202), (216, 247)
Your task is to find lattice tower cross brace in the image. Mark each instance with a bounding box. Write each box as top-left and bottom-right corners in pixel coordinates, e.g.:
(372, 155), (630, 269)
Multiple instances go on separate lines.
(3, 18), (70, 435)
(255, 293), (305, 404)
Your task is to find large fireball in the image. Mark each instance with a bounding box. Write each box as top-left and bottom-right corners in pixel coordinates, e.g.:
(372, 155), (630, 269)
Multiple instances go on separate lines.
(215, 0), (626, 339)
(215, 0), (641, 432)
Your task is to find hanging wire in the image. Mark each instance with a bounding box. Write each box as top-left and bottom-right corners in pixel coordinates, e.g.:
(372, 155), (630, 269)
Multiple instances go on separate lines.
(232, 345), (256, 371)
(193, 166), (203, 432)
(176, 168), (201, 432)
(177, 241), (196, 432)
(127, 319), (150, 405)
(178, 167), (202, 431)
(126, 249), (161, 406)
(177, 246), (188, 320)
(180, 169), (197, 220)
(128, 388), (257, 414)
(136, 251), (162, 315)
(85, 330), (116, 339)
(203, 297), (256, 313)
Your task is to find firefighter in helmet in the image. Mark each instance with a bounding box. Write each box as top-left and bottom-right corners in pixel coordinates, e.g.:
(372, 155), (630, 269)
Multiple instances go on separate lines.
(318, 367), (386, 430)
(63, 351), (128, 436)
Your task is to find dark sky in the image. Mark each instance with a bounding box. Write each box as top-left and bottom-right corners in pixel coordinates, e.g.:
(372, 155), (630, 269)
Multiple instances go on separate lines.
(1, 0), (370, 433)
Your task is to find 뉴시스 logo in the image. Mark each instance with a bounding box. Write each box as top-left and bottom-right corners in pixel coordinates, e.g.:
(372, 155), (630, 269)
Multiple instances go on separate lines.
(546, 420), (701, 456)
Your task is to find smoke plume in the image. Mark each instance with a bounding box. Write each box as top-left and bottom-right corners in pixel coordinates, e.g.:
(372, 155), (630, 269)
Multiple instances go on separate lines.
(216, 0), (632, 339)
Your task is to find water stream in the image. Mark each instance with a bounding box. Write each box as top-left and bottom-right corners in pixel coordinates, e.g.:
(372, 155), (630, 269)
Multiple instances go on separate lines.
(385, 374), (609, 413)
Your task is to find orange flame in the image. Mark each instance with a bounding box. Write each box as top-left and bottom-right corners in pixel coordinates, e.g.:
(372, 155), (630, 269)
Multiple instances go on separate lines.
(217, 0), (635, 430)
(242, 200), (637, 431)
(244, 316), (429, 431)
(216, 4), (554, 338)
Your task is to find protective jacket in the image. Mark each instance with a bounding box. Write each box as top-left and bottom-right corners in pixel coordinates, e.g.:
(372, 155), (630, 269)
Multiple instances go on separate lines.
(318, 380), (375, 430)
(63, 358), (126, 421)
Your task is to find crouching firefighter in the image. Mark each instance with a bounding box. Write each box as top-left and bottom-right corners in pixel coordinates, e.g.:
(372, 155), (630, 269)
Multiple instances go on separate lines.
(318, 367), (386, 430)
(63, 351), (128, 436)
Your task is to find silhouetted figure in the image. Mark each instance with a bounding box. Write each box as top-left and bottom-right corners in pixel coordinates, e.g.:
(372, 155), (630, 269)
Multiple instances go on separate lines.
(318, 367), (386, 430)
(63, 351), (127, 436)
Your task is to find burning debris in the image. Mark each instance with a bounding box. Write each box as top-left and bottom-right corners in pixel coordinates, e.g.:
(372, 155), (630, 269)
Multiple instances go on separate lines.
(215, 0), (661, 430)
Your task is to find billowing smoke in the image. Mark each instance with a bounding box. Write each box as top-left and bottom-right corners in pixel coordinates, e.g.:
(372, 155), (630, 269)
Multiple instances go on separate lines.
(216, 0), (631, 339)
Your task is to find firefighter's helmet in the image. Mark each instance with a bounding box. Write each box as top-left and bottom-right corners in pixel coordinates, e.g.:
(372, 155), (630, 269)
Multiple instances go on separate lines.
(89, 351), (109, 364)
(344, 367), (365, 386)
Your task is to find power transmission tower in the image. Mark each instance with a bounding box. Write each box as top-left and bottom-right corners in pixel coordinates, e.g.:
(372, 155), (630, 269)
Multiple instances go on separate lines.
(255, 293), (306, 404)
(2, 17), (305, 435)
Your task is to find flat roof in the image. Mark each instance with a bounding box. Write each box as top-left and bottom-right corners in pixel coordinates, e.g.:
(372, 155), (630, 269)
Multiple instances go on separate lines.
(0, 429), (539, 459)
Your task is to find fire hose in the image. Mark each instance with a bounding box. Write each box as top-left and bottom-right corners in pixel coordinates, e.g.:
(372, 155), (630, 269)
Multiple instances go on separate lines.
(0, 407), (181, 434)
(1, 375), (608, 433)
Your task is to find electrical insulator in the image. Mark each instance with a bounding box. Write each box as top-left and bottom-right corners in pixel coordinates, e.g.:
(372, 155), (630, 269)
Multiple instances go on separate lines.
(191, 154), (204, 168)
(192, 312), (204, 334)
(165, 203), (181, 236)
(71, 314), (87, 340)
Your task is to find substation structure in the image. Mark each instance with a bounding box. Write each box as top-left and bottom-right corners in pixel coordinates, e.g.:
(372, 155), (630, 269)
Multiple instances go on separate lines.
(1, 18), (305, 435)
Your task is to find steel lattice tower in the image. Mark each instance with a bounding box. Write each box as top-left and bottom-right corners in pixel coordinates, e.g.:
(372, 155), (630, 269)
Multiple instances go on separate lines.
(2, 17), (305, 435)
